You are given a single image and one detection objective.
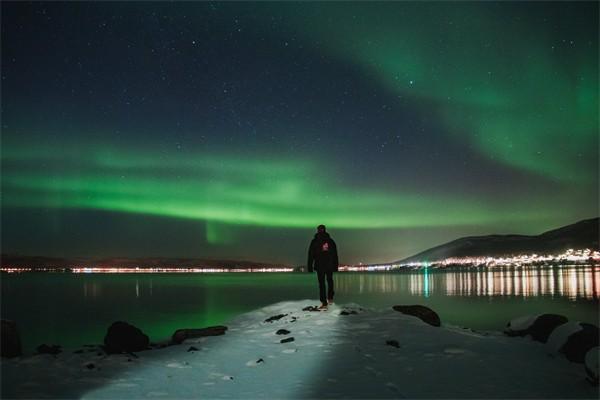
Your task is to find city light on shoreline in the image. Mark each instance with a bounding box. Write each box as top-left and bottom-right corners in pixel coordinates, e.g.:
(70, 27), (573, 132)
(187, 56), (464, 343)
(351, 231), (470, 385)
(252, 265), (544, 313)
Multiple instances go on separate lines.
(1, 249), (598, 274)
(341, 249), (600, 272)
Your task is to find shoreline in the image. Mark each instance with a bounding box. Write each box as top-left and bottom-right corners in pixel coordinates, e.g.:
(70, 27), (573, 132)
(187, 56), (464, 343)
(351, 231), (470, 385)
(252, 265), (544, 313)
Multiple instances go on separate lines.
(2, 300), (598, 399)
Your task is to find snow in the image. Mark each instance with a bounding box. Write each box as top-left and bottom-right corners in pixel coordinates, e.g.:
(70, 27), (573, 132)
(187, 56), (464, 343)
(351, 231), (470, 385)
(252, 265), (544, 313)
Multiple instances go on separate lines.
(546, 321), (585, 353)
(1, 300), (597, 399)
(505, 314), (540, 332)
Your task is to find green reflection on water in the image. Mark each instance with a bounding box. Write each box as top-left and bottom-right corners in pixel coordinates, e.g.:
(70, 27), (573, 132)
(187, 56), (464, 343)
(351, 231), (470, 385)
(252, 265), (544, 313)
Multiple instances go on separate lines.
(1, 267), (598, 352)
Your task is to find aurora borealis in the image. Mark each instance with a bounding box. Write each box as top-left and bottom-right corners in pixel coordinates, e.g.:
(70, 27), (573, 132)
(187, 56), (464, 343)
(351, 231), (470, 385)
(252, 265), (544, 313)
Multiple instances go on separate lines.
(1, 2), (598, 264)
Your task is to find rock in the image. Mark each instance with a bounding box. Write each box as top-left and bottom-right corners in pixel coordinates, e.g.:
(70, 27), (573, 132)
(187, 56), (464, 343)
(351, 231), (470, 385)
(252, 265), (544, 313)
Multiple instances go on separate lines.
(264, 314), (288, 322)
(505, 314), (568, 343)
(1, 320), (22, 358)
(256, 358), (264, 363)
(280, 337), (295, 343)
(302, 306), (321, 312)
(392, 305), (441, 327)
(172, 327), (227, 344)
(171, 326), (228, 344)
(36, 344), (62, 355)
(547, 321), (599, 363)
(276, 329), (291, 335)
(584, 347), (599, 386)
(386, 340), (400, 348)
(187, 346), (199, 352)
(561, 323), (599, 363)
(86, 363), (95, 370)
(104, 321), (150, 354)
(340, 310), (358, 315)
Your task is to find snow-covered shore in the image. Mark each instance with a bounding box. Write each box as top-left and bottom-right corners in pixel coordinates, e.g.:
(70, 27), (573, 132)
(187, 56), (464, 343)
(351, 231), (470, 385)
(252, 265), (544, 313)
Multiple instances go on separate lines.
(1, 300), (597, 399)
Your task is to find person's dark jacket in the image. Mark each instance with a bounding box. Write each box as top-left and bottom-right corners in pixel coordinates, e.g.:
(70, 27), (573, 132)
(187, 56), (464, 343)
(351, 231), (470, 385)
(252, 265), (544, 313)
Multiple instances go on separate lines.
(307, 232), (338, 272)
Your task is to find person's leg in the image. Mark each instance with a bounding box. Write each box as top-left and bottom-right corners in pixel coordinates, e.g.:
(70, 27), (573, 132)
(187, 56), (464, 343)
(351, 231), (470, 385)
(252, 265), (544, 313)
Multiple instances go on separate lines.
(326, 270), (334, 302)
(316, 269), (327, 305)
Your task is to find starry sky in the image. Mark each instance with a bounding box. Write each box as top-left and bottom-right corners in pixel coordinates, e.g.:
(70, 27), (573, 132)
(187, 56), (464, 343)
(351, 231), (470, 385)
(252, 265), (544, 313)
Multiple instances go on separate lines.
(1, 2), (598, 265)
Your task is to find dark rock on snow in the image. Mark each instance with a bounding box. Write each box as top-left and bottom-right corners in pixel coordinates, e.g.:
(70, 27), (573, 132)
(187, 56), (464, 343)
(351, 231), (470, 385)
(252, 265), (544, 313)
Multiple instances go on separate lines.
(256, 358), (264, 364)
(585, 347), (599, 386)
(276, 329), (291, 335)
(104, 321), (150, 354)
(302, 306), (322, 312)
(392, 305), (441, 327)
(386, 340), (400, 348)
(560, 323), (599, 363)
(505, 314), (568, 343)
(86, 363), (95, 370)
(36, 344), (62, 355)
(1, 320), (22, 358)
(264, 314), (288, 322)
(340, 310), (358, 315)
(280, 337), (295, 344)
(171, 326), (228, 344)
(187, 346), (199, 352)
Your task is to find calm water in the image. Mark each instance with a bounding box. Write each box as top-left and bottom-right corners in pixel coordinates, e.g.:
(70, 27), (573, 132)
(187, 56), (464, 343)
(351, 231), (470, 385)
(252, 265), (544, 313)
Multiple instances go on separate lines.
(1, 265), (598, 352)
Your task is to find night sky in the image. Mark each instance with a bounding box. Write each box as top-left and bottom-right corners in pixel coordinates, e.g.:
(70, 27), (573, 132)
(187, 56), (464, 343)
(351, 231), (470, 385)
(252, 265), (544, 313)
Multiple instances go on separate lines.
(1, 2), (598, 265)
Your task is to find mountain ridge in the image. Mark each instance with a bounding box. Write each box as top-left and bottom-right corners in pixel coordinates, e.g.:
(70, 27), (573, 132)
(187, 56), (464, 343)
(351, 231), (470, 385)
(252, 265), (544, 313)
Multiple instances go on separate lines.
(396, 217), (599, 264)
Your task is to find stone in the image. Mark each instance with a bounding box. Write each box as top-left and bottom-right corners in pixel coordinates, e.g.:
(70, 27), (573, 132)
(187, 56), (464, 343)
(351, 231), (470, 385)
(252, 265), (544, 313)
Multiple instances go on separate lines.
(36, 344), (62, 355)
(104, 321), (150, 354)
(392, 305), (441, 327)
(386, 340), (400, 348)
(187, 346), (199, 352)
(171, 326), (228, 344)
(302, 306), (321, 312)
(280, 337), (295, 343)
(505, 314), (568, 343)
(584, 347), (599, 386)
(1, 320), (22, 358)
(264, 314), (288, 322)
(561, 323), (599, 363)
(276, 329), (291, 335)
(547, 322), (599, 363)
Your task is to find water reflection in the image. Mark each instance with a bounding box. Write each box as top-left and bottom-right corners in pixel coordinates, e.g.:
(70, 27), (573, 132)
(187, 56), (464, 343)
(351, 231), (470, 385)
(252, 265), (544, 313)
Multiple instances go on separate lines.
(336, 266), (599, 300)
(82, 281), (101, 298)
(430, 266), (598, 299)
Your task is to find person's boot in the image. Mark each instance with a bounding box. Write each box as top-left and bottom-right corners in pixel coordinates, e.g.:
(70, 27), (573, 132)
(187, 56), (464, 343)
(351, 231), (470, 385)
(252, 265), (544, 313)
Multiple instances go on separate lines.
(318, 302), (328, 310)
(327, 299), (334, 305)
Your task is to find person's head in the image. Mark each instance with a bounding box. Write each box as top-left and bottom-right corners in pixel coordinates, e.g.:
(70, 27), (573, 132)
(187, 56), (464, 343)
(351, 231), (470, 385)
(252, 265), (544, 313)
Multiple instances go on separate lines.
(317, 224), (326, 233)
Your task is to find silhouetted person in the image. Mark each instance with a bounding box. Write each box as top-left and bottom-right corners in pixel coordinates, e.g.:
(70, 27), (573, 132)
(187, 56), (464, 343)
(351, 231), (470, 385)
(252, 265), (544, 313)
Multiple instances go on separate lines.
(307, 224), (339, 309)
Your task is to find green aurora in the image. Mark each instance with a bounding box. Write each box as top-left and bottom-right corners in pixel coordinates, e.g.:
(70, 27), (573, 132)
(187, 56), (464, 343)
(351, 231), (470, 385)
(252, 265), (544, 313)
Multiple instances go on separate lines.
(2, 140), (560, 229)
(284, 2), (598, 183)
(1, 2), (597, 263)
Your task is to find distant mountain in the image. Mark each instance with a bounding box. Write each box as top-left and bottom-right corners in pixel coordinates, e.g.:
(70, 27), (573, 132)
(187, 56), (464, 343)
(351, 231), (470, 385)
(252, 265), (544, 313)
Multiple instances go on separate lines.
(0, 255), (289, 270)
(397, 218), (599, 264)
